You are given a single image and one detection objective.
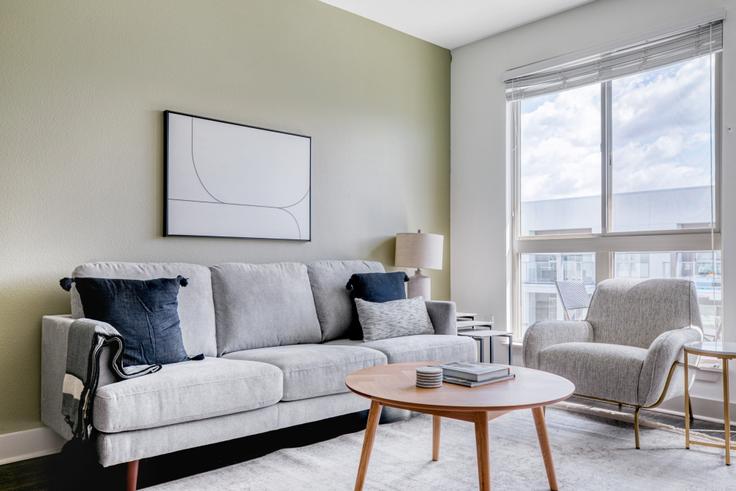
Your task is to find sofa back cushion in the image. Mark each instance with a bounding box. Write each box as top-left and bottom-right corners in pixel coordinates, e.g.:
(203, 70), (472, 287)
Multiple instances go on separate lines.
(586, 278), (702, 348)
(70, 262), (217, 357)
(211, 262), (321, 354)
(306, 260), (385, 341)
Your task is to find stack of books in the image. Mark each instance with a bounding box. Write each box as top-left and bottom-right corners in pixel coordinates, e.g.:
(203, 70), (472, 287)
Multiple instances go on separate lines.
(440, 362), (515, 387)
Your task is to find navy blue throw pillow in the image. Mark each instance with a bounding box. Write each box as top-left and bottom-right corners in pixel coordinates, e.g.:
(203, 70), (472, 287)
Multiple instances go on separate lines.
(345, 271), (408, 340)
(60, 276), (190, 366)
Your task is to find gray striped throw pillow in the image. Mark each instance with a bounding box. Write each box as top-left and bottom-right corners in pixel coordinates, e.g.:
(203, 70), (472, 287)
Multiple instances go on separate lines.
(354, 296), (434, 341)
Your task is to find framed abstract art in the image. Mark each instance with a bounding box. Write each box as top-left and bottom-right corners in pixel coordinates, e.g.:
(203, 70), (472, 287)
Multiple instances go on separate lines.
(164, 110), (311, 240)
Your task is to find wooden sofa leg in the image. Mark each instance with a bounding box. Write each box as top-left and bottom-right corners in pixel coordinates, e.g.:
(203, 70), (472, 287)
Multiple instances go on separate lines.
(634, 407), (641, 449)
(126, 460), (140, 491)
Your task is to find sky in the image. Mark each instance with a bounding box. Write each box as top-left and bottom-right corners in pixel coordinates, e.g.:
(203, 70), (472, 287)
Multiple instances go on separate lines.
(519, 55), (715, 203)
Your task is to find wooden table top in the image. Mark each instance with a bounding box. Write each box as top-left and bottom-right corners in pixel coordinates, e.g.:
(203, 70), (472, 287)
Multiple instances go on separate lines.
(346, 362), (575, 413)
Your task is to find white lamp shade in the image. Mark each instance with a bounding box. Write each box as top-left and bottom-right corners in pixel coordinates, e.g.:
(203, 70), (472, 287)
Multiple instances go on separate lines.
(395, 232), (444, 270)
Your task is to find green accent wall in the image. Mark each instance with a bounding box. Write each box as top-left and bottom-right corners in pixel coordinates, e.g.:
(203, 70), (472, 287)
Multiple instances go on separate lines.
(0, 0), (450, 434)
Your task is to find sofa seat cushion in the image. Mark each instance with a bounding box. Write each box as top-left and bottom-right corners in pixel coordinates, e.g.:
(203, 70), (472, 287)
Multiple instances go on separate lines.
(224, 344), (387, 401)
(538, 342), (647, 405)
(93, 357), (282, 433)
(328, 335), (476, 364)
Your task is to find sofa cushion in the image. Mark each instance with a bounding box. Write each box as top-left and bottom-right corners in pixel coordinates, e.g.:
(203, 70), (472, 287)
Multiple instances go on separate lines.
(93, 357), (282, 433)
(211, 263), (322, 355)
(538, 342), (647, 405)
(307, 260), (385, 342)
(71, 262), (217, 357)
(346, 271), (409, 339)
(68, 276), (190, 365)
(224, 344), (386, 401)
(355, 297), (434, 341)
(328, 335), (476, 364)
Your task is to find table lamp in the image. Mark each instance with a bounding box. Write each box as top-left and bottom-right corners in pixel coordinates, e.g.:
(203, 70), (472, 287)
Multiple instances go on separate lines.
(394, 230), (444, 300)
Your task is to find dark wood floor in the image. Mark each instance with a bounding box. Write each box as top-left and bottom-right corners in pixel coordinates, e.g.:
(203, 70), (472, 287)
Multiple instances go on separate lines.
(1, 399), (732, 490)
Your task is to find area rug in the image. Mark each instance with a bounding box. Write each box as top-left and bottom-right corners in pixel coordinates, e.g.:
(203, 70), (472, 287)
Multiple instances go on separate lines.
(145, 407), (735, 490)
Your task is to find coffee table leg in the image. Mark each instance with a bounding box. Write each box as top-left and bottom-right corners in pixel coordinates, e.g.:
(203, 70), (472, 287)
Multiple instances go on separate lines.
(473, 412), (490, 491)
(355, 401), (382, 491)
(432, 415), (441, 461)
(532, 406), (558, 490)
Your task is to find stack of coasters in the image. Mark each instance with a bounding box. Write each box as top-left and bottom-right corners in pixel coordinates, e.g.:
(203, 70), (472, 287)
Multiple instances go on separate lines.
(415, 366), (443, 388)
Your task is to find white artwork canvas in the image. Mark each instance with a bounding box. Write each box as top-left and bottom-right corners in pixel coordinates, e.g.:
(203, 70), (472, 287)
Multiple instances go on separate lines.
(164, 111), (311, 240)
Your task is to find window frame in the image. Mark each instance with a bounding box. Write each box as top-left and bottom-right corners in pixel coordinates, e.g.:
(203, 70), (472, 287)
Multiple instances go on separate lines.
(509, 53), (722, 340)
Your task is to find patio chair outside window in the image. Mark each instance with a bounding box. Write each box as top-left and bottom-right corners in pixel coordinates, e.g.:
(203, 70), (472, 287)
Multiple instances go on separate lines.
(555, 280), (591, 320)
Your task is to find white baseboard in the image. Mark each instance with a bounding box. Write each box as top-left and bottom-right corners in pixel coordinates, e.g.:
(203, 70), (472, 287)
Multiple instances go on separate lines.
(658, 396), (736, 426)
(0, 427), (65, 465)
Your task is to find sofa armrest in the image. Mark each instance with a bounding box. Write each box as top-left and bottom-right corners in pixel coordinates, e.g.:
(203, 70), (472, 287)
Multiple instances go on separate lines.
(523, 320), (594, 369)
(426, 301), (457, 335)
(42, 315), (121, 440)
(638, 326), (702, 407)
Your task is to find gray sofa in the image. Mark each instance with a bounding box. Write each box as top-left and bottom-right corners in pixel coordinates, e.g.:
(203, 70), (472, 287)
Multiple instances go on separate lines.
(41, 260), (475, 487)
(523, 278), (703, 448)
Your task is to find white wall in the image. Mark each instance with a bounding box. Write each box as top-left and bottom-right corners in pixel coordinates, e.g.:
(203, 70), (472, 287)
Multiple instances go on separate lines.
(451, 0), (736, 412)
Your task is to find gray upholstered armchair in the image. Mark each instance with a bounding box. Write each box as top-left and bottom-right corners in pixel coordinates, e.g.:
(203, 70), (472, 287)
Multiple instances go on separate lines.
(524, 278), (703, 448)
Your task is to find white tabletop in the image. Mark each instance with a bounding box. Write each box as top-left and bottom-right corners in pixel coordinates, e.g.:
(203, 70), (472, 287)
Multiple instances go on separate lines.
(685, 341), (736, 357)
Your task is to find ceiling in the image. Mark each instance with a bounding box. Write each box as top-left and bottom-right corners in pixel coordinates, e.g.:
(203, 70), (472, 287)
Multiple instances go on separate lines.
(320, 0), (596, 50)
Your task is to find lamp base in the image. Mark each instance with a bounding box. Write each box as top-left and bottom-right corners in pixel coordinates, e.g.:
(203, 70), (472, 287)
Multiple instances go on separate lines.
(407, 269), (431, 300)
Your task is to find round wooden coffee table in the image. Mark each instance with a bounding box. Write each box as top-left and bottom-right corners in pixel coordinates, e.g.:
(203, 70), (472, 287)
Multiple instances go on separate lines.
(346, 362), (575, 491)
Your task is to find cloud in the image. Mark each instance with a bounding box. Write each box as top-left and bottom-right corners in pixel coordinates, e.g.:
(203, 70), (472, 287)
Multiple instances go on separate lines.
(519, 55), (715, 202)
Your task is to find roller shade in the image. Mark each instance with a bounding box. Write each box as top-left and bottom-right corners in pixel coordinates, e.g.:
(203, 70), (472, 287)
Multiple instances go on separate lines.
(505, 20), (722, 101)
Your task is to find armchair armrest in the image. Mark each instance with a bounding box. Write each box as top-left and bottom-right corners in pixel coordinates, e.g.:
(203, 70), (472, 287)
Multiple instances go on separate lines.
(42, 315), (121, 440)
(426, 301), (457, 335)
(638, 326), (702, 407)
(523, 320), (593, 369)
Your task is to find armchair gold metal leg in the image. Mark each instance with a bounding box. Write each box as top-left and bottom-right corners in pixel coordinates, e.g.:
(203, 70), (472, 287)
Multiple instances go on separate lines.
(571, 361), (687, 451)
(634, 407), (641, 449)
(724, 359), (731, 466)
(684, 352), (690, 449)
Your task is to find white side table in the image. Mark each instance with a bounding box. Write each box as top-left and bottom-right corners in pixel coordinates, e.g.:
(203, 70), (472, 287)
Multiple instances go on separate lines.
(457, 319), (495, 331)
(458, 330), (512, 364)
(456, 311), (478, 321)
(684, 341), (736, 465)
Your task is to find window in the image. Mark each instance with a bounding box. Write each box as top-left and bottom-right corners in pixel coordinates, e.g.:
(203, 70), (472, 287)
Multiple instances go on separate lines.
(519, 85), (601, 236)
(507, 23), (721, 340)
(516, 55), (717, 239)
(611, 57), (716, 232)
(520, 253), (595, 333)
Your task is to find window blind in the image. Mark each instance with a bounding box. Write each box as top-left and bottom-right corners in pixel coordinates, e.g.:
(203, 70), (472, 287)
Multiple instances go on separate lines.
(505, 20), (723, 101)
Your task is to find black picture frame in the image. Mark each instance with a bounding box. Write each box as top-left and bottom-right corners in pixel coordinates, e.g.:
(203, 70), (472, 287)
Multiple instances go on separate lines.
(163, 110), (311, 241)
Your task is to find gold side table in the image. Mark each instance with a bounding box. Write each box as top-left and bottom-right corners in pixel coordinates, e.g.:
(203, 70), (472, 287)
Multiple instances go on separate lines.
(684, 341), (736, 465)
